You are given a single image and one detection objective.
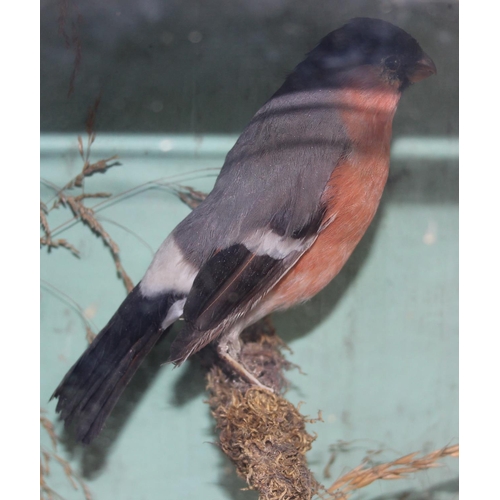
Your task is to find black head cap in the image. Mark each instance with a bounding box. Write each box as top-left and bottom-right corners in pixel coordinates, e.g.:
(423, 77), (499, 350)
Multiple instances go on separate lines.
(314, 18), (436, 87)
(292, 18), (436, 92)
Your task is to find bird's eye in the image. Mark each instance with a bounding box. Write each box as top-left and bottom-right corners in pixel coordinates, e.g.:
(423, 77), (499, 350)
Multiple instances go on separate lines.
(384, 55), (400, 71)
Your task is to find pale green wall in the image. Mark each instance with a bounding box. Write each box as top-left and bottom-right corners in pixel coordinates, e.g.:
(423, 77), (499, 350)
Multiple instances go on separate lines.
(41, 134), (458, 499)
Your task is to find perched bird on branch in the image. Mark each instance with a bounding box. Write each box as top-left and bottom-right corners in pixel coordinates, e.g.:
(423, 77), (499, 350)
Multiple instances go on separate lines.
(52, 17), (436, 444)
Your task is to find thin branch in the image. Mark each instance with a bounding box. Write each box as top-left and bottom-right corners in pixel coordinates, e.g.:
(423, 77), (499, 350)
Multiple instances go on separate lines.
(48, 170), (219, 238)
(40, 280), (97, 343)
(96, 215), (154, 255)
(40, 410), (58, 450)
(40, 408), (93, 500)
(325, 444), (459, 499)
(61, 195), (134, 293)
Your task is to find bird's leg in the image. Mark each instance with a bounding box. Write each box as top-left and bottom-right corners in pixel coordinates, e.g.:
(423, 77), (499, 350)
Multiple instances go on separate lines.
(217, 330), (274, 392)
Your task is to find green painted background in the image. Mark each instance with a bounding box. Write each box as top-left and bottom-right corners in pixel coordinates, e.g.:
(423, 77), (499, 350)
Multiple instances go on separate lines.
(41, 0), (458, 497)
(41, 133), (458, 500)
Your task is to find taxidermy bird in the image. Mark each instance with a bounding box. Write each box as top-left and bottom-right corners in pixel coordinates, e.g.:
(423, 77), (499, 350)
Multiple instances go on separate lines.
(53, 17), (436, 444)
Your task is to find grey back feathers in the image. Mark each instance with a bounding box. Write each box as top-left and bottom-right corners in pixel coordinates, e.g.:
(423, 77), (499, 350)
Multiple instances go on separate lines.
(174, 89), (350, 267)
(174, 19), (427, 267)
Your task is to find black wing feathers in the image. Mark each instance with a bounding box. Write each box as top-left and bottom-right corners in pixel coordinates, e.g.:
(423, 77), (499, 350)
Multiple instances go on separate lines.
(168, 244), (296, 364)
(183, 244), (279, 331)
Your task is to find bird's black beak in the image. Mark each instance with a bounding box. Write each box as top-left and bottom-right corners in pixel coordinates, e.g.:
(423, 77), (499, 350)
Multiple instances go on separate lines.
(407, 53), (437, 83)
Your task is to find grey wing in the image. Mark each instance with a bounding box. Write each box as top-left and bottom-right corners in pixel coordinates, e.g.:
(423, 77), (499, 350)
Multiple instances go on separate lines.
(168, 90), (350, 363)
(174, 89), (350, 266)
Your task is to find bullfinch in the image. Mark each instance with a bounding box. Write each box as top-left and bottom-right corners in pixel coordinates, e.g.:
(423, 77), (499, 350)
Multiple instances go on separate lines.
(52, 17), (436, 444)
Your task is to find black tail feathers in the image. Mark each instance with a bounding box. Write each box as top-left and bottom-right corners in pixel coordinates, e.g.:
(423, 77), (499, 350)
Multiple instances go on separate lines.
(51, 284), (184, 444)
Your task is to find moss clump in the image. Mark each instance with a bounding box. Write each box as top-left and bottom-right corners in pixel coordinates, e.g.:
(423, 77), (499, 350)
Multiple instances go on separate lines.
(206, 320), (319, 500)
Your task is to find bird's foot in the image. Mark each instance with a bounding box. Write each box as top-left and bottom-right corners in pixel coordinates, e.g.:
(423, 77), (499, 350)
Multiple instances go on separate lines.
(217, 348), (274, 393)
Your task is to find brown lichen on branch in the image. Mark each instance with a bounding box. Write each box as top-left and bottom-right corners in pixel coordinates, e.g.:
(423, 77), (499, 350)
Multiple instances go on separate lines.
(205, 320), (320, 500)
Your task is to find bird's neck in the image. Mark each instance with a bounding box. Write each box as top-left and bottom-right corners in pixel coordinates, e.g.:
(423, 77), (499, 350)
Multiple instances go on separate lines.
(332, 66), (401, 160)
(335, 86), (400, 143)
(274, 63), (401, 147)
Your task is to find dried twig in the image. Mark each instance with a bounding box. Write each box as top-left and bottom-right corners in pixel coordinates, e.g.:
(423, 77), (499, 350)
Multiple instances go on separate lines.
(40, 236), (80, 256)
(73, 155), (120, 188)
(40, 410), (58, 450)
(41, 96), (131, 292)
(40, 201), (50, 233)
(50, 97), (120, 200)
(85, 324), (97, 344)
(173, 185), (208, 209)
(45, 169), (220, 238)
(40, 409), (92, 500)
(59, 193), (133, 293)
(323, 440), (390, 479)
(325, 444), (459, 499)
(54, 147), (120, 194)
(40, 280), (97, 345)
(41, 201), (80, 256)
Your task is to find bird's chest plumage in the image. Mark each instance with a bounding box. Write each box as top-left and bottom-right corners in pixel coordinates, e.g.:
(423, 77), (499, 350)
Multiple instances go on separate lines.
(260, 87), (398, 312)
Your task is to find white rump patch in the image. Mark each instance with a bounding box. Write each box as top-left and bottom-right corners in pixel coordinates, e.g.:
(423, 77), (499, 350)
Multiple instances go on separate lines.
(140, 236), (198, 296)
(243, 230), (312, 259)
